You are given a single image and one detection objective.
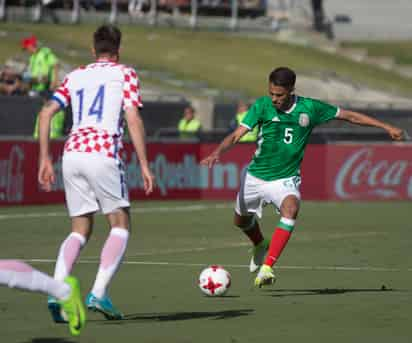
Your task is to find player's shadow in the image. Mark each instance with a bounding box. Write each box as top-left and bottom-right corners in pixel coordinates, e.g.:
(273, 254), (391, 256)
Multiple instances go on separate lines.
(20, 339), (76, 343)
(265, 287), (397, 297)
(98, 308), (254, 324)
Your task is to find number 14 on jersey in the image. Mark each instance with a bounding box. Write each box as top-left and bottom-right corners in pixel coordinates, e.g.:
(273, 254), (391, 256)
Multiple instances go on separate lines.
(76, 85), (105, 124)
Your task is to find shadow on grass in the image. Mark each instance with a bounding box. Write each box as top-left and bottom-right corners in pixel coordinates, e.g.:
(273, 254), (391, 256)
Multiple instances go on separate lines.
(20, 339), (76, 343)
(265, 287), (398, 297)
(94, 308), (254, 324)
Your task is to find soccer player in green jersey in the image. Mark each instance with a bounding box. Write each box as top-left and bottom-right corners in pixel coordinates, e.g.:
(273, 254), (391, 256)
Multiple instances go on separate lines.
(201, 67), (404, 288)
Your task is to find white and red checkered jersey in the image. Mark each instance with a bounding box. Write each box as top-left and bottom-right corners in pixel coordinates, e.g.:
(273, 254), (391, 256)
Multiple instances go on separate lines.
(52, 59), (142, 159)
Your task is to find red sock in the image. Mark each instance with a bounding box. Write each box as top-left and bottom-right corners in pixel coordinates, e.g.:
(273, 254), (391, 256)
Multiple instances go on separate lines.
(243, 221), (264, 246)
(264, 228), (291, 267)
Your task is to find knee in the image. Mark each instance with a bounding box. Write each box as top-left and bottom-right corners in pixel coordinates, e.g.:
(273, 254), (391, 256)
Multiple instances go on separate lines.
(107, 208), (130, 230)
(281, 203), (299, 219)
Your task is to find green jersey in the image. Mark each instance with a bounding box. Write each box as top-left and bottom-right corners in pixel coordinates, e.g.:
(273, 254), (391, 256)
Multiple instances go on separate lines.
(241, 95), (339, 181)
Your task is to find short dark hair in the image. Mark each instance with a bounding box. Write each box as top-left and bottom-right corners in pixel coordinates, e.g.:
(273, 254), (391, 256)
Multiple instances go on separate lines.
(93, 25), (121, 56)
(269, 67), (296, 89)
(185, 105), (195, 113)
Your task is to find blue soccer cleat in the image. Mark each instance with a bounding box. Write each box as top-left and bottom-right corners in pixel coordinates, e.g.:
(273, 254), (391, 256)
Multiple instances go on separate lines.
(85, 293), (124, 320)
(48, 296), (67, 323)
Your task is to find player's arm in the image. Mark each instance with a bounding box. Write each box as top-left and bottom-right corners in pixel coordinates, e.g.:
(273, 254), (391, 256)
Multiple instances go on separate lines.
(38, 99), (61, 191)
(338, 109), (404, 141)
(201, 125), (249, 168)
(124, 107), (154, 195)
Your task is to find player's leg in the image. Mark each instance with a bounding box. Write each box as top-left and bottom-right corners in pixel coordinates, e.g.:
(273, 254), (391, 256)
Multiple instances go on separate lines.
(235, 171), (270, 272)
(0, 260), (70, 299)
(55, 153), (100, 283)
(55, 153), (101, 282)
(54, 216), (92, 282)
(0, 260), (86, 336)
(264, 194), (299, 267)
(49, 215), (92, 322)
(49, 153), (97, 322)
(255, 176), (300, 287)
(234, 213), (269, 273)
(87, 208), (129, 320)
(234, 212), (264, 245)
(86, 157), (130, 320)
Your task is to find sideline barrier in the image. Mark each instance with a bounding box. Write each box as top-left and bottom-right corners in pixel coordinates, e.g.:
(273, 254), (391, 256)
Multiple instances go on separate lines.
(0, 141), (411, 205)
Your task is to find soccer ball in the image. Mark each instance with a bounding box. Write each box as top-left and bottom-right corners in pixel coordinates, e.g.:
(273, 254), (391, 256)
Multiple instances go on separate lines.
(198, 265), (231, 296)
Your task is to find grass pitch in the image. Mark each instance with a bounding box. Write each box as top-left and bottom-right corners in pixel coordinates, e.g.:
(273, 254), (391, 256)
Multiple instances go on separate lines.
(0, 200), (411, 343)
(343, 40), (412, 66)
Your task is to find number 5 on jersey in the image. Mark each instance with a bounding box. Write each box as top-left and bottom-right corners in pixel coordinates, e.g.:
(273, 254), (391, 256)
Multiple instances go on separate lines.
(284, 128), (293, 144)
(76, 85), (105, 124)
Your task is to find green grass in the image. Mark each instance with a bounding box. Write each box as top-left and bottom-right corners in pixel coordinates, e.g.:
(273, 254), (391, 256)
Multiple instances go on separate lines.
(2, 23), (412, 96)
(342, 41), (412, 66)
(0, 200), (411, 343)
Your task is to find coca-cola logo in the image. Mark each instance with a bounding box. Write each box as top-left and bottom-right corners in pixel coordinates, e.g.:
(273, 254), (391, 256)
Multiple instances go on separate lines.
(0, 145), (25, 202)
(335, 147), (412, 199)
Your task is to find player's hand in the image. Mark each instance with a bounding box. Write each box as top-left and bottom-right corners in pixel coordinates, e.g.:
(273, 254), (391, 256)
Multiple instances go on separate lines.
(141, 165), (154, 195)
(38, 157), (56, 192)
(200, 152), (220, 168)
(387, 126), (404, 141)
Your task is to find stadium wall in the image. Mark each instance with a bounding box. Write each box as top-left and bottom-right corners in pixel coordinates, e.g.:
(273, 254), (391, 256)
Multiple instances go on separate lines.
(0, 141), (411, 206)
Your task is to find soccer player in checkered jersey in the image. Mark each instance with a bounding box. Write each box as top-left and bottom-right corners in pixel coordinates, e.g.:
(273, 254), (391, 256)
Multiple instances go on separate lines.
(201, 67), (404, 288)
(37, 25), (154, 320)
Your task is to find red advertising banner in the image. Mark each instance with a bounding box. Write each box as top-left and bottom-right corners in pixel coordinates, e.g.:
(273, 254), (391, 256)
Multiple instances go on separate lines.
(0, 140), (411, 206)
(325, 144), (412, 201)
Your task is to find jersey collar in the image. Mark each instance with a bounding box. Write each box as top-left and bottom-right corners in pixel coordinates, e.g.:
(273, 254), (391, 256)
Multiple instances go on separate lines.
(96, 58), (117, 63)
(282, 95), (298, 114)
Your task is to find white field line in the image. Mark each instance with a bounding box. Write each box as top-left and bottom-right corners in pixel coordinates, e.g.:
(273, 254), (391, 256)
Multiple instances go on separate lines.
(108, 232), (383, 258)
(124, 242), (250, 257)
(21, 258), (412, 273)
(0, 203), (233, 220)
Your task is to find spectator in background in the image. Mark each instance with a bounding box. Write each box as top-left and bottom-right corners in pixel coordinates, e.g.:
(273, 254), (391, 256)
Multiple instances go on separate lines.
(0, 64), (26, 96)
(21, 35), (65, 139)
(311, 0), (333, 39)
(178, 105), (202, 139)
(230, 100), (258, 143)
(21, 35), (60, 96)
(311, 0), (324, 32)
(128, 0), (148, 17)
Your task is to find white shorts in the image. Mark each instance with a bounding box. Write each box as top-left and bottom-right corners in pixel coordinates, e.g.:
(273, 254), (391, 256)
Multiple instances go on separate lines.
(62, 152), (130, 217)
(235, 171), (301, 218)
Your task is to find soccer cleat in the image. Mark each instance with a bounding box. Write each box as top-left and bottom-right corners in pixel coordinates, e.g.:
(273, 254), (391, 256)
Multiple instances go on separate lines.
(249, 238), (270, 273)
(58, 276), (86, 336)
(85, 293), (124, 320)
(254, 264), (276, 288)
(48, 296), (67, 323)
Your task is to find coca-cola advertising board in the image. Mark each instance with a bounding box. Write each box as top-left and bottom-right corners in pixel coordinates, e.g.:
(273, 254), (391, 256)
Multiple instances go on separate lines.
(0, 140), (411, 206)
(326, 144), (412, 200)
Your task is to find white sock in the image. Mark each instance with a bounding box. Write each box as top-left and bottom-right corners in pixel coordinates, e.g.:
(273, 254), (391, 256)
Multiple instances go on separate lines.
(91, 228), (129, 298)
(0, 260), (71, 300)
(54, 232), (86, 282)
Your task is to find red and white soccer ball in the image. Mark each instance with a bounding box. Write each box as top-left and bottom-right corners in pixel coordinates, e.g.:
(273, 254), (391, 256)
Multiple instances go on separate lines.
(198, 265), (231, 296)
